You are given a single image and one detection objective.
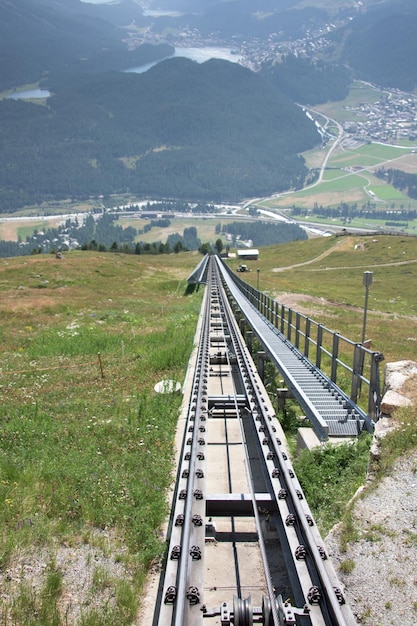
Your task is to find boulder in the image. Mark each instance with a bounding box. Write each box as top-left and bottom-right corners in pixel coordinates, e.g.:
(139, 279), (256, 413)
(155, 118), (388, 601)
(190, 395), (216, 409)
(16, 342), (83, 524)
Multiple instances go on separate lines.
(381, 360), (417, 416)
(384, 360), (417, 392)
(380, 389), (412, 415)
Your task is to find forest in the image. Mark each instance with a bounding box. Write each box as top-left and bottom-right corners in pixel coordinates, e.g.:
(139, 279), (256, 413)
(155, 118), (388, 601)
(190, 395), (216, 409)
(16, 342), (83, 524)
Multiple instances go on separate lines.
(222, 221), (307, 246)
(0, 58), (318, 213)
(260, 55), (351, 106)
(339, 0), (417, 91)
(375, 169), (417, 200)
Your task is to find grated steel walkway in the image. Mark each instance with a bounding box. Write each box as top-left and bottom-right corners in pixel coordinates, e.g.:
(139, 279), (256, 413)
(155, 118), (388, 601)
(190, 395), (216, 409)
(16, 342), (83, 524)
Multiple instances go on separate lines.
(215, 257), (369, 440)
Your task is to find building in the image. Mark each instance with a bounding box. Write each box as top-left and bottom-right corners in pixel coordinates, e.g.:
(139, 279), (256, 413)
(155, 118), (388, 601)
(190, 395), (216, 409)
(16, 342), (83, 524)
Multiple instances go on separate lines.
(237, 249), (259, 261)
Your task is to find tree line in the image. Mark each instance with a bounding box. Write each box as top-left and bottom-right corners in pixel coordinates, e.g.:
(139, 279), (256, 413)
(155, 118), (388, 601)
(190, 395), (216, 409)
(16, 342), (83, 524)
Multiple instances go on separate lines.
(375, 168), (417, 200)
(291, 202), (417, 221)
(221, 221), (307, 246)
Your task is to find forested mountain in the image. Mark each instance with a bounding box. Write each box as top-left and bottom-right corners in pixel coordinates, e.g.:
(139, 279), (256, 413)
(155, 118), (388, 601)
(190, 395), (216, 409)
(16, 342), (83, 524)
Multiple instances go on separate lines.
(1, 0), (416, 215)
(336, 0), (417, 91)
(259, 55), (351, 106)
(0, 0), (171, 91)
(0, 57), (319, 211)
(146, 1), (328, 41)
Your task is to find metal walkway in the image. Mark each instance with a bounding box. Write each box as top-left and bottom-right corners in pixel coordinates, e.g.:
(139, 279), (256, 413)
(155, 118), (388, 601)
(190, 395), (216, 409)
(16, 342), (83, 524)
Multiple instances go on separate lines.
(214, 256), (370, 440)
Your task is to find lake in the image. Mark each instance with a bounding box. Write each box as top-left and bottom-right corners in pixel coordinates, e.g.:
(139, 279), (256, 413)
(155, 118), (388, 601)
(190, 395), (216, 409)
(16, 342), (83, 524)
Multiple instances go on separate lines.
(7, 89), (51, 100)
(126, 46), (242, 74)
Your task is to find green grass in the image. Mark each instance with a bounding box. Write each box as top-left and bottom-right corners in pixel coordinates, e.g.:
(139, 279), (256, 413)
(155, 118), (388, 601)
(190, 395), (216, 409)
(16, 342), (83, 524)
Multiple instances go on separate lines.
(0, 250), (202, 625)
(293, 434), (372, 535)
(315, 82), (381, 121)
(228, 234), (417, 362)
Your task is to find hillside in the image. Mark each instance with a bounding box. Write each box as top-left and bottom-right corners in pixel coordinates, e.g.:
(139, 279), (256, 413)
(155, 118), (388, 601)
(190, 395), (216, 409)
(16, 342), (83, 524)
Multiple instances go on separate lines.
(1, 0), (417, 213)
(336, 0), (417, 91)
(259, 54), (351, 106)
(0, 57), (318, 211)
(0, 0), (160, 90)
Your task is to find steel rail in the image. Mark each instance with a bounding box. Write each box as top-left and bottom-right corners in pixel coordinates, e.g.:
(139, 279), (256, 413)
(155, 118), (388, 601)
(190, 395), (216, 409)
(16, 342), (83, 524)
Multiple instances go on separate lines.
(153, 257), (356, 626)
(215, 255), (352, 625)
(153, 269), (212, 626)
(173, 269), (212, 626)
(213, 259), (281, 626)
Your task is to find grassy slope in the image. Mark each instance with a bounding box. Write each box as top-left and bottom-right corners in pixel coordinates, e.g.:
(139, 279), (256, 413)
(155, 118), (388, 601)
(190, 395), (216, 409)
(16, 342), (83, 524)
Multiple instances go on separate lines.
(0, 237), (416, 622)
(229, 234), (417, 362)
(0, 250), (202, 624)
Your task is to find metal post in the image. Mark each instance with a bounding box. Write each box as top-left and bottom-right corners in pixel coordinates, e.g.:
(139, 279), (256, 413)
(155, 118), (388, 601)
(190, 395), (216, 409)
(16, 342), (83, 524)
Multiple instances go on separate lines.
(369, 351), (384, 423)
(257, 268), (260, 291)
(362, 271), (373, 343)
(351, 343), (363, 404)
(331, 333), (340, 383)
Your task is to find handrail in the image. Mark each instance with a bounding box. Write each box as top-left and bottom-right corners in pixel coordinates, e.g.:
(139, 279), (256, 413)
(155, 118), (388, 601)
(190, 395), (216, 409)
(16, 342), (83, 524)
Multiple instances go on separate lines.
(221, 260), (384, 424)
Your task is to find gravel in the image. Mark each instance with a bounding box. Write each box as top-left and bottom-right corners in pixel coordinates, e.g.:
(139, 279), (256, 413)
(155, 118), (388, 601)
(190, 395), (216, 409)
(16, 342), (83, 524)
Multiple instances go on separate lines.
(325, 449), (417, 625)
(0, 529), (132, 624)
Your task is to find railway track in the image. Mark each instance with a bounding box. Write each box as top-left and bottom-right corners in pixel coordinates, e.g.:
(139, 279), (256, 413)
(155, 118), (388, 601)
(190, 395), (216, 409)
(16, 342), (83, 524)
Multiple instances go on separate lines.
(152, 256), (356, 626)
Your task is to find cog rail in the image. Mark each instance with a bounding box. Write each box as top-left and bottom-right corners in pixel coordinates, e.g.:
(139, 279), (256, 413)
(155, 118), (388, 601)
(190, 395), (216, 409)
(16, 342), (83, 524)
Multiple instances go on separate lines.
(152, 256), (356, 626)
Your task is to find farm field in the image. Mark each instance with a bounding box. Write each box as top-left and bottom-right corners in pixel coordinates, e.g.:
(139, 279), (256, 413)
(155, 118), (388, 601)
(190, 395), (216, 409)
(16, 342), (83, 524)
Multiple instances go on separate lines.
(261, 80), (417, 221)
(264, 143), (417, 212)
(119, 216), (234, 246)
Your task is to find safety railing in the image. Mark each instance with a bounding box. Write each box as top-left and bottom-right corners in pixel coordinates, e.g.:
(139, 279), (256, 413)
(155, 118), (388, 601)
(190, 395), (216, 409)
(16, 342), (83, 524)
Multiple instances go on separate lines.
(222, 262), (384, 423)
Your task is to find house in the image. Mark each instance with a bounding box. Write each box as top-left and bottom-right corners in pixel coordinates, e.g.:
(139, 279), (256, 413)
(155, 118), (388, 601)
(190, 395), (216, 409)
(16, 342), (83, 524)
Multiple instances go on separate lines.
(237, 249), (259, 261)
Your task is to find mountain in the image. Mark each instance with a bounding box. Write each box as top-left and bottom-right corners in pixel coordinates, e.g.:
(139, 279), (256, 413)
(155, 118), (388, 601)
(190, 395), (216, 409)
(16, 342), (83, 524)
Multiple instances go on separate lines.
(334, 0), (417, 91)
(0, 0), (154, 90)
(0, 57), (319, 210)
(147, 0), (329, 41)
(259, 55), (351, 106)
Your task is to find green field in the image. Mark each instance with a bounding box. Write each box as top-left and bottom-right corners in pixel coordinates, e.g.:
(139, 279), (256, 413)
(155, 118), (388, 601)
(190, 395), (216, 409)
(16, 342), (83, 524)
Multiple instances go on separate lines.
(119, 216), (232, 246)
(312, 81), (382, 121)
(263, 81), (417, 219)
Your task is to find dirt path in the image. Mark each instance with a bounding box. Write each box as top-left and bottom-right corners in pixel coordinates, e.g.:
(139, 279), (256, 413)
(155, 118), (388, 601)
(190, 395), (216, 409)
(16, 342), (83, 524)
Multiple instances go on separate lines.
(272, 238), (347, 272)
(272, 237), (417, 273)
(276, 291), (417, 323)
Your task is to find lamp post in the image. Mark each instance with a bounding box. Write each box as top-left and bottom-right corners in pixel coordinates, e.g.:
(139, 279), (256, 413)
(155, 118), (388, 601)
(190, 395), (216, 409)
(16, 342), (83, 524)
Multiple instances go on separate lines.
(362, 271), (373, 343)
(257, 268), (260, 291)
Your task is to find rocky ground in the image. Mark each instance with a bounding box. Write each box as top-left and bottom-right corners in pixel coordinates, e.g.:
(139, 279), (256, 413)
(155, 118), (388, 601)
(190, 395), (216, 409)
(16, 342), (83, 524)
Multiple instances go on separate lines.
(326, 448), (417, 626)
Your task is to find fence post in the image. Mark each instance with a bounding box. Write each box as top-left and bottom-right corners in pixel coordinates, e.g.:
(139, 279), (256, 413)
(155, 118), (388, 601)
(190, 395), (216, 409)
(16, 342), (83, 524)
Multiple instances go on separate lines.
(288, 308), (293, 342)
(295, 312), (301, 349)
(351, 343), (363, 403)
(304, 318), (311, 359)
(249, 284), (255, 305)
(331, 333), (339, 382)
(266, 295), (271, 321)
(316, 324), (323, 369)
(280, 305), (286, 334)
(368, 352), (384, 422)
